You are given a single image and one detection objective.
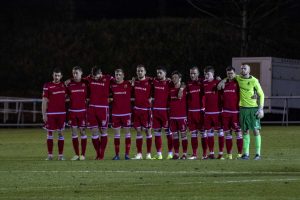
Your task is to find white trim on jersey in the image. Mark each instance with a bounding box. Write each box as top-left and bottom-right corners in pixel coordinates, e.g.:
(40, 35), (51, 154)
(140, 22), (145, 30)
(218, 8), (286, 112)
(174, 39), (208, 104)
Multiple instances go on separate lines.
(69, 109), (86, 112)
(169, 117), (187, 119)
(46, 112), (66, 115)
(222, 110), (239, 114)
(205, 111), (221, 115)
(89, 104), (109, 108)
(188, 109), (202, 112)
(153, 107), (168, 110)
(134, 106), (150, 111)
(112, 113), (131, 117)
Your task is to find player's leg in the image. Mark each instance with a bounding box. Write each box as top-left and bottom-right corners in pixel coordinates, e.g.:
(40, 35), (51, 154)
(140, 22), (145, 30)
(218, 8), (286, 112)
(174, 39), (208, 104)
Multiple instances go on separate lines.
(180, 131), (188, 160)
(240, 108), (250, 160)
(205, 115), (215, 159)
(222, 112), (232, 159)
(124, 126), (131, 160)
(56, 114), (66, 160)
(152, 111), (163, 159)
(87, 107), (101, 159)
(200, 130), (208, 159)
(46, 130), (54, 160)
(98, 108), (109, 160)
(133, 110), (143, 159)
(111, 116), (121, 160)
(232, 112), (243, 158)
(216, 114), (224, 159)
(79, 127), (87, 160)
(144, 110), (152, 159)
(253, 129), (261, 160)
(57, 131), (65, 160)
(69, 112), (80, 160)
(170, 119), (180, 160)
(188, 112), (198, 159)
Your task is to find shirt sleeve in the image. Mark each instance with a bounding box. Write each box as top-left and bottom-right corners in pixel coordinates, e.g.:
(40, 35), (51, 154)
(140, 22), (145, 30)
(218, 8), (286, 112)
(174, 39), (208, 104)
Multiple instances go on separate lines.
(42, 83), (49, 98)
(254, 79), (264, 108)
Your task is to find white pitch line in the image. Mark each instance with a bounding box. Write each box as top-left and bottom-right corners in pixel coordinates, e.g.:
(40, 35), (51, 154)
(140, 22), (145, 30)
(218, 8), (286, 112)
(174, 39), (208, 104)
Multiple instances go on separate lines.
(135, 178), (300, 186)
(0, 170), (299, 175)
(0, 178), (298, 191)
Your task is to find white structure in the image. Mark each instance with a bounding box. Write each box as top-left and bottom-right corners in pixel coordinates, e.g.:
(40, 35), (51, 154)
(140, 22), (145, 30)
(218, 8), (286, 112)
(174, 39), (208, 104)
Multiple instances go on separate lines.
(232, 57), (300, 109)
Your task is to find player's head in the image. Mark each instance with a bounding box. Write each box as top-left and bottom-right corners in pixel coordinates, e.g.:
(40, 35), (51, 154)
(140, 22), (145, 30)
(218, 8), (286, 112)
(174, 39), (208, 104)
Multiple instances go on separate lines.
(91, 66), (102, 80)
(204, 66), (215, 81)
(156, 66), (167, 80)
(52, 68), (63, 83)
(72, 66), (83, 82)
(136, 64), (146, 79)
(115, 68), (125, 83)
(240, 64), (250, 77)
(171, 71), (182, 85)
(226, 66), (236, 80)
(190, 66), (199, 81)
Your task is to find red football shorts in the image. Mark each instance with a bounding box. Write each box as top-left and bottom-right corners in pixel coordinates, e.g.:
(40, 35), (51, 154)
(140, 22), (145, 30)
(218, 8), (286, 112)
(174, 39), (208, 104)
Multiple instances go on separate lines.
(68, 111), (87, 128)
(152, 109), (169, 130)
(44, 113), (66, 131)
(221, 112), (240, 132)
(112, 114), (131, 129)
(188, 111), (204, 132)
(169, 118), (187, 133)
(87, 106), (109, 129)
(133, 108), (151, 129)
(203, 113), (221, 131)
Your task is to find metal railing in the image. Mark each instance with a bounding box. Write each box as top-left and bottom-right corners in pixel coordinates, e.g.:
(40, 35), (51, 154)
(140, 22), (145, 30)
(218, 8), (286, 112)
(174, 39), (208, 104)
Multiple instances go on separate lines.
(0, 96), (299, 127)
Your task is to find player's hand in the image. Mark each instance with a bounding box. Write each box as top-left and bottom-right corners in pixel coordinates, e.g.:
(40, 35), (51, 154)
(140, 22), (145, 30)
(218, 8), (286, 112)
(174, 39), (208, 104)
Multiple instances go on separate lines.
(217, 79), (226, 90)
(64, 79), (71, 86)
(178, 88), (184, 99)
(216, 76), (221, 81)
(42, 114), (47, 123)
(256, 107), (264, 119)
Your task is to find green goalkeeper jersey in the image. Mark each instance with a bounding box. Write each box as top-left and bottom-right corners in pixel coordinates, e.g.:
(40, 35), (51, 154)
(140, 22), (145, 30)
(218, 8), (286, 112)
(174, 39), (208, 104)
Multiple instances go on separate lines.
(235, 75), (264, 108)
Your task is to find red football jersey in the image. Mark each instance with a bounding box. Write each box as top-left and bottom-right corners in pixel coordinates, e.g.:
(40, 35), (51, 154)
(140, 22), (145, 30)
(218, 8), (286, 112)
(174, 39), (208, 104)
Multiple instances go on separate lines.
(187, 80), (203, 110)
(133, 77), (152, 109)
(203, 79), (221, 113)
(111, 80), (132, 115)
(66, 80), (87, 110)
(86, 75), (112, 107)
(169, 86), (187, 118)
(43, 82), (66, 113)
(222, 80), (240, 112)
(152, 78), (171, 109)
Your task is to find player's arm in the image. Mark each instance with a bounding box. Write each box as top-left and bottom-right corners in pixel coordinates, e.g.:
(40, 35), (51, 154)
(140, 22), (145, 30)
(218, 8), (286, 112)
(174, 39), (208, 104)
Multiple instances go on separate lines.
(217, 77), (226, 90)
(255, 79), (265, 118)
(178, 82), (186, 99)
(42, 97), (48, 123)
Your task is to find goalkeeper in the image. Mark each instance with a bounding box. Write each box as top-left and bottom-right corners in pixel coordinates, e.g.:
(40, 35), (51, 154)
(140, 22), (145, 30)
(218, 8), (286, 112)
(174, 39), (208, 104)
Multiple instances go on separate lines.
(218, 64), (264, 160)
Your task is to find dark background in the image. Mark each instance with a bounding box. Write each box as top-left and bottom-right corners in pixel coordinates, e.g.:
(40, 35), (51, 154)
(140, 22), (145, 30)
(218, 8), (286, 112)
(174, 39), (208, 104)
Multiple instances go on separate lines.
(1, 0), (300, 97)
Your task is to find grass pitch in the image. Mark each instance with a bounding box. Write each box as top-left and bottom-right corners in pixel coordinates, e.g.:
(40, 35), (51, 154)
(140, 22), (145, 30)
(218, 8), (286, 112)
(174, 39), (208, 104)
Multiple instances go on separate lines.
(0, 126), (299, 200)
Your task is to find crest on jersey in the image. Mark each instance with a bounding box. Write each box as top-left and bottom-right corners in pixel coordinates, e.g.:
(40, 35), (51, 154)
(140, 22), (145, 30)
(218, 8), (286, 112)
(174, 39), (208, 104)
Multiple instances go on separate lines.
(82, 83), (85, 87)
(124, 84), (127, 88)
(145, 82), (148, 86)
(103, 79), (106, 82)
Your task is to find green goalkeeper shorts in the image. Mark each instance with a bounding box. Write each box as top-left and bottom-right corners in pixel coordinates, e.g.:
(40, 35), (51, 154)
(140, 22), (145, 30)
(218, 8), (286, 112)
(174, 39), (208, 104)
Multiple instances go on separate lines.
(239, 107), (261, 131)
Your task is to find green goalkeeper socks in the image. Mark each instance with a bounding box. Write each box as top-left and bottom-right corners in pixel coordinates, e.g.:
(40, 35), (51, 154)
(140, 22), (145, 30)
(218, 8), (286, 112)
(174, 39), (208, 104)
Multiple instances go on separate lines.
(255, 135), (261, 155)
(243, 134), (250, 156)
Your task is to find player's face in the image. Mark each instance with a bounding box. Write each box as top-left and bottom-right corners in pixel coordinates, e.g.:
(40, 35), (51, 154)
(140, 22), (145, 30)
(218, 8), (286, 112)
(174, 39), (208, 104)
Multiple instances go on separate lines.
(190, 69), (199, 81)
(136, 67), (146, 79)
(171, 74), (181, 85)
(227, 70), (236, 80)
(52, 72), (62, 83)
(156, 69), (166, 80)
(240, 65), (250, 76)
(204, 71), (214, 81)
(115, 71), (124, 83)
(72, 69), (82, 81)
(93, 73), (102, 80)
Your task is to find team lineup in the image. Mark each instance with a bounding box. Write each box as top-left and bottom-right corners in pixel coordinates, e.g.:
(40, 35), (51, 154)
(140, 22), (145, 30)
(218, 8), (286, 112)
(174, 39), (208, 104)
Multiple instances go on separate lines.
(42, 64), (264, 161)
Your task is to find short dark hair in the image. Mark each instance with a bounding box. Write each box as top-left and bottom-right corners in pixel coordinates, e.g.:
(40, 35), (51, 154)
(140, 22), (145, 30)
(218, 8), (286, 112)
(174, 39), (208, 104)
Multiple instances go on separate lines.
(115, 68), (124, 74)
(53, 68), (62, 74)
(204, 66), (215, 73)
(190, 66), (199, 72)
(171, 70), (182, 79)
(156, 66), (167, 73)
(137, 64), (146, 70)
(72, 66), (82, 72)
(226, 66), (235, 72)
(91, 66), (102, 76)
